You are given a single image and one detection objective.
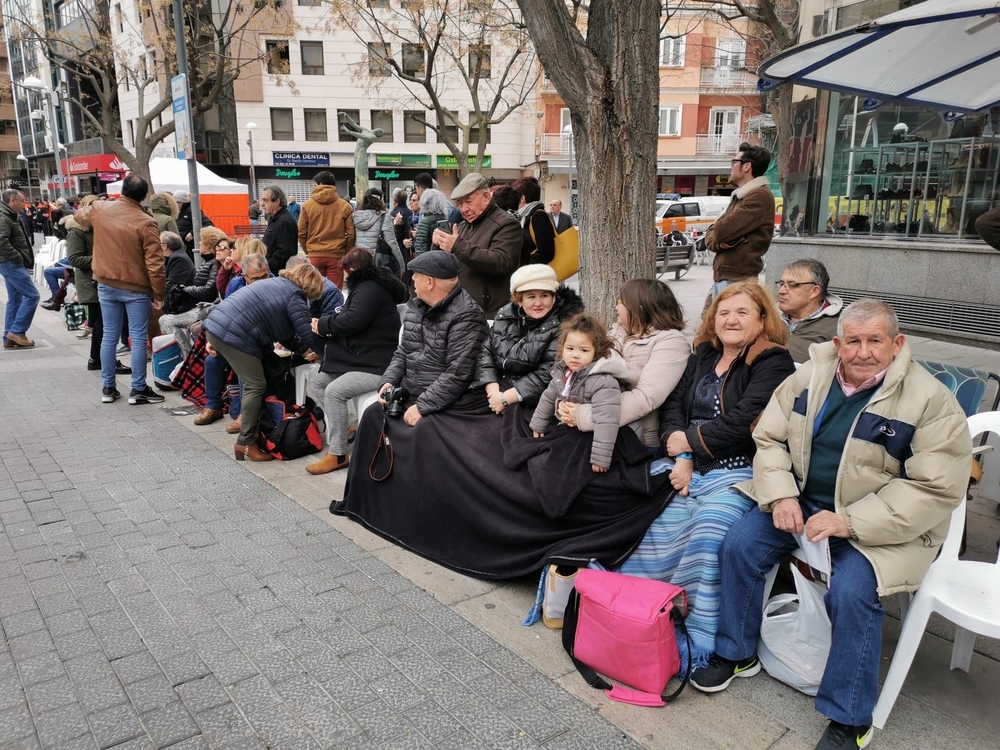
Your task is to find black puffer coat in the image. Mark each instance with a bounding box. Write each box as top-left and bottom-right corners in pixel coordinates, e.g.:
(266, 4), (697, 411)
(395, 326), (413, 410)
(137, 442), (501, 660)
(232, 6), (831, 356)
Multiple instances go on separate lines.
(476, 285), (584, 404)
(183, 258), (221, 303)
(317, 266), (408, 376)
(203, 277), (323, 359)
(382, 284), (489, 415)
(658, 337), (795, 464)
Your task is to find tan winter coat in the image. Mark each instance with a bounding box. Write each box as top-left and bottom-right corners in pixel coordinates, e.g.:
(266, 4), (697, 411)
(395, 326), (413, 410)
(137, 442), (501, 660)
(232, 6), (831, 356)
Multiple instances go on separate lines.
(575, 325), (690, 447)
(530, 351), (639, 469)
(737, 341), (971, 595)
(298, 184), (355, 258)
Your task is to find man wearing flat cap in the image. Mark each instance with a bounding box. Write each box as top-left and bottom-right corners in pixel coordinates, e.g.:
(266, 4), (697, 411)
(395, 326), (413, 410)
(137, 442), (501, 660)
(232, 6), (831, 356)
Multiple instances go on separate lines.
(431, 172), (523, 318)
(378, 251), (489, 425)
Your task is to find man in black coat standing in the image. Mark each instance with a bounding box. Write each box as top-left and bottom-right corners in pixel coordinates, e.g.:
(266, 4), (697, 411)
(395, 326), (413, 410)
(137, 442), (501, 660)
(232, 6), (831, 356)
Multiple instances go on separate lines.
(261, 185), (299, 275)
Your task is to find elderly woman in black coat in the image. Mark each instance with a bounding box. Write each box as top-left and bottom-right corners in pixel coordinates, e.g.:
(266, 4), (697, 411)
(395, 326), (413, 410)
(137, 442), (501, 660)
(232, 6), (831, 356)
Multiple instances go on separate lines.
(478, 263), (583, 414)
(306, 247), (408, 475)
(203, 263), (325, 462)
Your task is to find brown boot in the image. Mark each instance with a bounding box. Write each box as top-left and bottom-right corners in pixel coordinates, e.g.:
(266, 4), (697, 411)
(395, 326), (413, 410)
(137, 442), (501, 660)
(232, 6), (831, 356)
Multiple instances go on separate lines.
(194, 408), (224, 426)
(226, 415), (242, 434)
(234, 443), (274, 462)
(306, 453), (349, 475)
(5, 332), (34, 348)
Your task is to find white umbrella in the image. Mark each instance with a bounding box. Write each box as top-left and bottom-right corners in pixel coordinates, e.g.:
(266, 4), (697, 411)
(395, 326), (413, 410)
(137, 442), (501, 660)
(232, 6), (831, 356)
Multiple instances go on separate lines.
(757, 0), (1000, 113)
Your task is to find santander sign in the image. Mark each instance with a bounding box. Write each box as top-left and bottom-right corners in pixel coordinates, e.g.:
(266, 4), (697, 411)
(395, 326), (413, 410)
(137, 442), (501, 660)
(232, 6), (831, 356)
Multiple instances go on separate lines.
(60, 154), (128, 175)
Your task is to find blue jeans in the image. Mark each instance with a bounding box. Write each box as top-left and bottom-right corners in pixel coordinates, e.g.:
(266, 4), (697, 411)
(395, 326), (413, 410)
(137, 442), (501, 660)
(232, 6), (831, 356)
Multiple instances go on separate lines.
(204, 351), (230, 410)
(715, 501), (883, 726)
(98, 284), (151, 390)
(0, 260), (40, 338)
(43, 257), (70, 296)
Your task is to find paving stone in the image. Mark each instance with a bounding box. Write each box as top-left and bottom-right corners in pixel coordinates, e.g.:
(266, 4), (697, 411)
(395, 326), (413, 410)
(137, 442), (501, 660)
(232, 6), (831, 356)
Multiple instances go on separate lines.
(194, 703), (257, 747)
(89, 702), (143, 749)
(246, 704), (305, 746)
(23, 675), (78, 715)
(0, 702), (36, 742)
(112, 652), (162, 686)
(1, 609), (47, 638)
(350, 699), (413, 744)
(227, 674), (281, 715)
(141, 701), (201, 749)
(298, 702), (362, 749)
(34, 701), (91, 747)
(176, 675), (231, 714)
(124, 674), (179, 713)
(402, 700), (465, 745)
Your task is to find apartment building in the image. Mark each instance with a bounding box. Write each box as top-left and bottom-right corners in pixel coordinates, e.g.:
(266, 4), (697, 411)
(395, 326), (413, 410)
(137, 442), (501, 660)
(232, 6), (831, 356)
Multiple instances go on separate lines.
(111, 1), (538, 203)
(0, 7), (21, 195)
(538, 11), (764, 211)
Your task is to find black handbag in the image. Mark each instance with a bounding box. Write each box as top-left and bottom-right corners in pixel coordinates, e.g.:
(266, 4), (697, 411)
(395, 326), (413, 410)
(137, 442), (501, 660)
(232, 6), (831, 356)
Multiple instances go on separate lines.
(261, 401), (323, 460)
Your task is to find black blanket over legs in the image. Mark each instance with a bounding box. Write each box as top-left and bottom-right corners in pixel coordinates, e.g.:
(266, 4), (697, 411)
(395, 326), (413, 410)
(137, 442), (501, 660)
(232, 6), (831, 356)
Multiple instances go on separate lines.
(332, 400), (674, 580)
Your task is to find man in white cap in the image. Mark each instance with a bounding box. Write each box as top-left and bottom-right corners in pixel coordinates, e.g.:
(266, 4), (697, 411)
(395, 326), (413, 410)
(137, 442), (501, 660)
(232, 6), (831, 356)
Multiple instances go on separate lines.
(431, 172), (522, 318)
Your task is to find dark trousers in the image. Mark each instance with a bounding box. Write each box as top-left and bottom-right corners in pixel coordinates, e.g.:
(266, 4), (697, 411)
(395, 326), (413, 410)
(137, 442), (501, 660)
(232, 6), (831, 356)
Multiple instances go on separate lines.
(206, 333), (265, 447)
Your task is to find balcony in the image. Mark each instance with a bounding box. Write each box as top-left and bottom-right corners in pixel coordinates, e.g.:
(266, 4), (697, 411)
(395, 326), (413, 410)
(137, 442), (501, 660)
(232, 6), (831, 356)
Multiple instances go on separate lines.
(695, 133), (743, 156)
(540, 132), (573, 156)
(699, 67), (759, 93)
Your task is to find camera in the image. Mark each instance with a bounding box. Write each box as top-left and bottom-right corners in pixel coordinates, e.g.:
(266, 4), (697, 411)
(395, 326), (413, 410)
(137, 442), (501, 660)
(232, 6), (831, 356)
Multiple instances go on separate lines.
(381, 386), (409, 419)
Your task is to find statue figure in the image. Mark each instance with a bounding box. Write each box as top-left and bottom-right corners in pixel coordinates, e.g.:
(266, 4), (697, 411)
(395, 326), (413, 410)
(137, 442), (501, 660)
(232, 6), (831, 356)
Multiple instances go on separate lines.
(338, 111), (383, 198)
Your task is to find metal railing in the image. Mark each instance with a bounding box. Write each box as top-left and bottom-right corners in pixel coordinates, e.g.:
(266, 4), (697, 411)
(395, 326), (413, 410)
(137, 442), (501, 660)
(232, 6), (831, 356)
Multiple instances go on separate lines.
(699, 67), (758, 92)
(540, 133), (573, 156)
(695, 133), (743, 155)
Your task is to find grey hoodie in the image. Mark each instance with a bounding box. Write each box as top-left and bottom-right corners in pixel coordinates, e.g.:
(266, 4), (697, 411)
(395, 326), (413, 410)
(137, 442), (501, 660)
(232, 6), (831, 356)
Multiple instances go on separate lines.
(353, 209), (405, 273)
(529, 351), (640, 469)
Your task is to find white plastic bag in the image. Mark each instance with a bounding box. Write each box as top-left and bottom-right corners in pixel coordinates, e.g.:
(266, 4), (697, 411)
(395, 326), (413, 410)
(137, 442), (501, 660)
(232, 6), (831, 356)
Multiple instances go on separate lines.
(758, 564), (831, 695)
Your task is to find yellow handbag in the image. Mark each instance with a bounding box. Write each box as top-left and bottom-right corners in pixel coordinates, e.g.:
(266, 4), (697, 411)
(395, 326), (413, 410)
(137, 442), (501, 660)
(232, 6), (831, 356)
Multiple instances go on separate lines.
(529, 212), (579, 281)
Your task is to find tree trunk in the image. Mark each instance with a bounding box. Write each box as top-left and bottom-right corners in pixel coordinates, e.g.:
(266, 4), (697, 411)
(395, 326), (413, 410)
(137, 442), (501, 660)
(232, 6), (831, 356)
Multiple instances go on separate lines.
(517, 0), (660, 323)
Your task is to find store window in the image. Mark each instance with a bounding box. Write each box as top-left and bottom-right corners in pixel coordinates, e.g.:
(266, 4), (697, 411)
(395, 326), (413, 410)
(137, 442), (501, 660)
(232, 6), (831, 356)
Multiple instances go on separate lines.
(823, 96), (1000, 239)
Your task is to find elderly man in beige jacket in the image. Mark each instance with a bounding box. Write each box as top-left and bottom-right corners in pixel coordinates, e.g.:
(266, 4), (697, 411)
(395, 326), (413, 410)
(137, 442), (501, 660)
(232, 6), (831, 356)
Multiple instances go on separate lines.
(689, 298), (970, 750)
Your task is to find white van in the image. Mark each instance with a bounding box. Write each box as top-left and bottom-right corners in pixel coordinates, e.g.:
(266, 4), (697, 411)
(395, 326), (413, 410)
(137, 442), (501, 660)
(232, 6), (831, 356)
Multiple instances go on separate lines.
(656, 196), (731, 235)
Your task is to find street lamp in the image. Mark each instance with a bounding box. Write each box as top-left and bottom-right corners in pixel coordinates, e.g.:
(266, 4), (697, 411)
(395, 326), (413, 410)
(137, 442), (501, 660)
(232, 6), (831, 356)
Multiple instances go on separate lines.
(15, 154), (33, 200)
(246, 122), (258, 203)
(21, 76), (67, 199)
(562, 123), (574, 221)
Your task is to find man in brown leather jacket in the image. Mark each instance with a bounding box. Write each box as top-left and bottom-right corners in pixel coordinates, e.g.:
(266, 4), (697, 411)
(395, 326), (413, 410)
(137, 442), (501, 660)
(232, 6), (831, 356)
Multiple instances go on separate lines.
(76, 174), (166, 406)
(706, 142), (775, 302)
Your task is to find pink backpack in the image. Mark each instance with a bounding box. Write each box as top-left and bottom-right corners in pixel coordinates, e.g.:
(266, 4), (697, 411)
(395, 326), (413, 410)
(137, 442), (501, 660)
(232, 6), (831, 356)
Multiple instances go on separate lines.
(562, 569), (691, 707)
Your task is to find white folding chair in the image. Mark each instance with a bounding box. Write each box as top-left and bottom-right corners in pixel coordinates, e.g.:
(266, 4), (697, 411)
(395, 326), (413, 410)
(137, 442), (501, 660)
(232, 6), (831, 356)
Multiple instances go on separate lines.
(293, 362), (318, 406)
(870, 411), (1000, 729)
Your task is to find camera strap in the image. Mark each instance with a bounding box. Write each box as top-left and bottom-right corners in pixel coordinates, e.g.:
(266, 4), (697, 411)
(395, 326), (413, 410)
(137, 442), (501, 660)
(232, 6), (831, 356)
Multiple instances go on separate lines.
(369, 410), (394, 482)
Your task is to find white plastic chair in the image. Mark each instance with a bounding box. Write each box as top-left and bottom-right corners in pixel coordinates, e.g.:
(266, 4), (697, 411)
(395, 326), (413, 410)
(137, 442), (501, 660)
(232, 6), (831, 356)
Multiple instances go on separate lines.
(870, 411), (1000, 729)
(396, 303), (407, 322)
(293, 362), (318, 406)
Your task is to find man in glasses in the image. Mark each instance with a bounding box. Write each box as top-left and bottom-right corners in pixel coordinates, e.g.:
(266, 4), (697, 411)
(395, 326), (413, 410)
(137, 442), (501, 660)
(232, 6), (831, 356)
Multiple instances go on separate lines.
(776, 259), (843, 363)
(705, 142), (775, 302)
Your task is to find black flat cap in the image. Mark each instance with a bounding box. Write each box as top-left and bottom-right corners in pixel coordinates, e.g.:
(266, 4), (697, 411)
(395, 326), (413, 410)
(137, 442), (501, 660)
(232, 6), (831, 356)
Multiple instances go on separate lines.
(408, 250), (460, 279)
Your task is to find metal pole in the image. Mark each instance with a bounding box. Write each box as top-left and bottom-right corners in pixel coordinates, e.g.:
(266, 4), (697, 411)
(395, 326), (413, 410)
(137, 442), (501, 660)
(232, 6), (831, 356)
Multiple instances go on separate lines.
(46, 93), (66, 200)
(172, 0), (202, 258)
(248, 130), (256, 202)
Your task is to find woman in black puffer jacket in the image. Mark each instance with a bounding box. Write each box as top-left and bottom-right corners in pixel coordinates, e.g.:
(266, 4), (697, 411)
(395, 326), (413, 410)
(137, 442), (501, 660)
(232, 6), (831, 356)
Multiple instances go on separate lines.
(306, 248), (408, 475)
(203, 264), (325, 462)
(478, 264), (583, 413)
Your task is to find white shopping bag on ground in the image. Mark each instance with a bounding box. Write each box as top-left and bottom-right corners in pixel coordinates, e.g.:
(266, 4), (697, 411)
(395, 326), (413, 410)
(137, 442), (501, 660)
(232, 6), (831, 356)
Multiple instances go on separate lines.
(758, 564), (831, 695)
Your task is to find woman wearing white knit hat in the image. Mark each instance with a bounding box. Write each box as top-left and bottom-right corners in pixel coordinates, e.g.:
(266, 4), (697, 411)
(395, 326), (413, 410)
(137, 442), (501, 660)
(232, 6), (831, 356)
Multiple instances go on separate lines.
(478, 263), (583, 414)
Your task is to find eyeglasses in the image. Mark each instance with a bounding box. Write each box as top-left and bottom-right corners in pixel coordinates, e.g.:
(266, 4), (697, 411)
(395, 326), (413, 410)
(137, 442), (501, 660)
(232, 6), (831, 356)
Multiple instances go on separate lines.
(774, 280), (818, 290)
(730, 158), (750, 166)
(243, 273), (268, 282)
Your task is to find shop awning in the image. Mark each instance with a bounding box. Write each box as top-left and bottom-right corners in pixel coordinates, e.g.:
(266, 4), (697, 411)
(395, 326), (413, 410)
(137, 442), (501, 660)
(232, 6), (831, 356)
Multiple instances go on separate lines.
(757, 0), (1000, 113)
(656, 160), (732, 175)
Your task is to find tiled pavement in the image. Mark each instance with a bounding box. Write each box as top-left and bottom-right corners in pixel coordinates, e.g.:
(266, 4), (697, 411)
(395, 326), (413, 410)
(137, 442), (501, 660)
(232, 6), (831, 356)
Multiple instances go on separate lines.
(0, 363), (641, 750)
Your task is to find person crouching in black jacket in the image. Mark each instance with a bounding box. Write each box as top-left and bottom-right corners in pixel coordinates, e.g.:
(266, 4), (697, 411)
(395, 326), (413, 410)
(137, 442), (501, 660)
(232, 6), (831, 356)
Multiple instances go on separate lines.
(203, 264), (325, 462)
(378, 250), (489, 425)
(305, 247), (408, 475)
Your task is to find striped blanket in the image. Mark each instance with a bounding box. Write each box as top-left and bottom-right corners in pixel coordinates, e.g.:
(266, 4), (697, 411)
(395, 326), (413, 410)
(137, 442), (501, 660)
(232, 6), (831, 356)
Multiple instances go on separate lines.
(614, 459), (754, 674)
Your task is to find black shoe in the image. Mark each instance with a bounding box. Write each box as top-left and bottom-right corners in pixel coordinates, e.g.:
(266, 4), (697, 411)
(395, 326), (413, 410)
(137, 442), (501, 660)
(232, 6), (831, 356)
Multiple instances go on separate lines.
(102, 387), (121, 403)
(115, 360), (132, 375)
(128, 386), (165, 405)
(815, 721), (873, 750)
(690, 653), (760, 693)
(87, 359), (101, 371)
